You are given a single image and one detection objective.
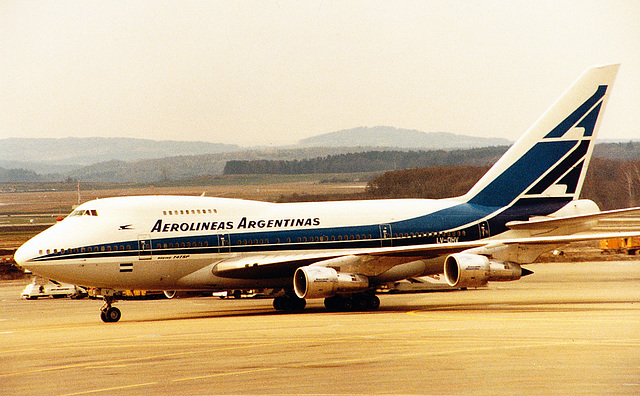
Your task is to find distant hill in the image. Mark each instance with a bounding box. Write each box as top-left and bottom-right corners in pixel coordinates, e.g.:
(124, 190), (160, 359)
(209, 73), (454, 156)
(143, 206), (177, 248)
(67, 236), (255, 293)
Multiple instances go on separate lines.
(0, 137), (239, 169)
(296, 126), (511, 149)
(2, 132), (639, 184)
(65, 147), (392, 183)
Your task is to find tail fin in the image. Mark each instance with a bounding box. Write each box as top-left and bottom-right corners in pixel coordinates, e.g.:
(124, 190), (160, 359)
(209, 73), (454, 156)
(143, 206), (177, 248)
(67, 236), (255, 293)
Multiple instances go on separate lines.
(463, 64), (619, 208)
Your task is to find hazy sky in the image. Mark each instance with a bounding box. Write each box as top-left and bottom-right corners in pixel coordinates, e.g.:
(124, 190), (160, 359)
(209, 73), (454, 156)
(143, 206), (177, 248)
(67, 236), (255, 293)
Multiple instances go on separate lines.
(2, 1), (639, 146)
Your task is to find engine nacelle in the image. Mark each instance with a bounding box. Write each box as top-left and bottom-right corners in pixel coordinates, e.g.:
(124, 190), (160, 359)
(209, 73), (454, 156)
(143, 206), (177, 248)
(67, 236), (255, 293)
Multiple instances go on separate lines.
(444, 253), (528, 288)
(294, 266), (369, 299)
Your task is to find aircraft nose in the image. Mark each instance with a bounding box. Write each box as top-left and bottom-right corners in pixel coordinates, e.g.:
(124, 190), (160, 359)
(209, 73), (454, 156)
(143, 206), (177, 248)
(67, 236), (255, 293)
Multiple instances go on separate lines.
(14, 241), (36, 268)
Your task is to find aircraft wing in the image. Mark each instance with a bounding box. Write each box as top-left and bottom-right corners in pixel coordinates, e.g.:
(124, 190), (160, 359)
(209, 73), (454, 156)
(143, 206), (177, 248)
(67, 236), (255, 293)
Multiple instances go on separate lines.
(212, 230), (640, 280)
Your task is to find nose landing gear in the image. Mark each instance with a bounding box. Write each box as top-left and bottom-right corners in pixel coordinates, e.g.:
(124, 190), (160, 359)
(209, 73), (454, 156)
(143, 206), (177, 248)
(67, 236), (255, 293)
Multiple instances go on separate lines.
(100, 293), (121, 323)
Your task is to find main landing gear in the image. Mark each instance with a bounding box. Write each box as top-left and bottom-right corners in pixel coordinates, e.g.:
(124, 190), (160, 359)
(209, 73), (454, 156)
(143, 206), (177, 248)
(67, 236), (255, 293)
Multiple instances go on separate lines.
(100, 294), (121, 323)
(273, 292), (381, 312)
(324, 293), (380, 312)
(273, 294), (306, 311)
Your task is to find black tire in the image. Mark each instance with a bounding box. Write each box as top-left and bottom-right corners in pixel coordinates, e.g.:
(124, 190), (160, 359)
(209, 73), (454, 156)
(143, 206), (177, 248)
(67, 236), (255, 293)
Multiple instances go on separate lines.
(292, 297), (306, 311)
(273, 296), (285, 311)
(340, 298), (353, 311)
(354, 296), (368, 311)
(105, 307), (121, 323)
(324, 296), (339, 311)
(367, 295), (380, 310)
(100, 310), (108, 323)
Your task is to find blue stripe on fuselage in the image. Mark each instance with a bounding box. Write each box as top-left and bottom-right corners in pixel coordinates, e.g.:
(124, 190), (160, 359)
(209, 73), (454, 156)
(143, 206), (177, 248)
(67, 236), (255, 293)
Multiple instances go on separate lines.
(35, 197), (571, 263)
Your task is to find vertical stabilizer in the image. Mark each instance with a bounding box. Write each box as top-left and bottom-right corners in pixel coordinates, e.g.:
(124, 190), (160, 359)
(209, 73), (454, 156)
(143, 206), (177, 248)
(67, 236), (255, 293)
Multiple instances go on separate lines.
(463, 64), (619, 208)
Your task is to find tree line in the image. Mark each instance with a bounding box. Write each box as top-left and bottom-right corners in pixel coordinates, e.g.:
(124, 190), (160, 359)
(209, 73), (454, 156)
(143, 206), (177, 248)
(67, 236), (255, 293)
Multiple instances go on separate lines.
(223, 147), (508, 175)
(278, 158), (640, 211)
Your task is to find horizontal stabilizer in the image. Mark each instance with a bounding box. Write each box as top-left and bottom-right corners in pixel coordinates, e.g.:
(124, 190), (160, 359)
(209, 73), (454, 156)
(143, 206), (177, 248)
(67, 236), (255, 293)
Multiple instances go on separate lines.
(506, 206), (640, 231)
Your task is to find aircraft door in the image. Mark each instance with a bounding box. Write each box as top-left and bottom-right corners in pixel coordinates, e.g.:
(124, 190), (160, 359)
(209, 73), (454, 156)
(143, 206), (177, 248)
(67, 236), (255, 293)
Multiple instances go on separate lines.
(218, 234), (231, 253)
(379, 224), (393, 247)
(138, 234), (152, 260)
(478, 221), (490, 239)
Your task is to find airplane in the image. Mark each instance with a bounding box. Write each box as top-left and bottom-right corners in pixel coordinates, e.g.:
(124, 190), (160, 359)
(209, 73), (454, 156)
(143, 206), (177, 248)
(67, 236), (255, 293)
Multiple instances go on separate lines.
(15, 64), (638, 323)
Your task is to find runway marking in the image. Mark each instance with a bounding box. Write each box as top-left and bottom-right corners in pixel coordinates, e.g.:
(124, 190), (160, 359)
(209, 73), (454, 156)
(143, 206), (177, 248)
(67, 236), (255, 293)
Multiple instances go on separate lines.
(57, 381), (159, 396)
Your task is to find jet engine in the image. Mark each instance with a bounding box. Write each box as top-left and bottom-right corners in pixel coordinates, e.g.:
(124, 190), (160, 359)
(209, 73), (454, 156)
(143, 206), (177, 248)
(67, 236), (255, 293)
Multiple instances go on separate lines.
(294, 266), (369, 299)
(444, 253), (531, 288)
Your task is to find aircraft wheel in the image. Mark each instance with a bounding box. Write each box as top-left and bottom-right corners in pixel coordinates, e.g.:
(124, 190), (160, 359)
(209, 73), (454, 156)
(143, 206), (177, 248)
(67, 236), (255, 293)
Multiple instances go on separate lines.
(340, 298), (353, 311)
(354, 295), (368, 310)
(274, 296), (306, 311)
(273, 296), (285, 311)
(292, 296), (306, 311)
(101, 307), (121, 323)
(324, 296), (340, 311)
(367, 295), (380, 310)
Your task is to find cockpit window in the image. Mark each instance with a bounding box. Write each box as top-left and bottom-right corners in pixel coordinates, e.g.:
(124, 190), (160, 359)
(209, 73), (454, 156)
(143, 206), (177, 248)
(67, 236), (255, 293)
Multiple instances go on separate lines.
(69, 209), (98, 217)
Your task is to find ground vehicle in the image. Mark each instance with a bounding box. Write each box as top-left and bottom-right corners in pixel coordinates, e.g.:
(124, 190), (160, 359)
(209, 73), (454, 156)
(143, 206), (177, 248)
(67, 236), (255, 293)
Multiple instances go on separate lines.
(21, 279), (87, 299)
(600, 237), (640, 255)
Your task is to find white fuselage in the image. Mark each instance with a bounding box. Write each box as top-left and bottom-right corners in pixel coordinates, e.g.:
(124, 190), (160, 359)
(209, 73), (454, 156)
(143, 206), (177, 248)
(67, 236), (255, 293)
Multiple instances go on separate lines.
(15, 194), (474, 291)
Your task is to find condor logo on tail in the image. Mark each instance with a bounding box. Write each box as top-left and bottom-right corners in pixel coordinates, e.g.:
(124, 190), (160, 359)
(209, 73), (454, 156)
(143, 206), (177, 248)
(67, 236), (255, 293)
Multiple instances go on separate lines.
(545, 85), (607, 139)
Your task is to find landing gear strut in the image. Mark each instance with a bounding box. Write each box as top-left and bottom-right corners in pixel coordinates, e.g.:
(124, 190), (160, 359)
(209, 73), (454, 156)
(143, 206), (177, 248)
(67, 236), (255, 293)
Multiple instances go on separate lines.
(100, 293), (121, 323)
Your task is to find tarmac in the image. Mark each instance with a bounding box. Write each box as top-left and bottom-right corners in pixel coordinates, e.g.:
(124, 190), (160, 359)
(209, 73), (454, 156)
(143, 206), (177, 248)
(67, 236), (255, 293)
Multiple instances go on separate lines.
(1, 260), (639, 395)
